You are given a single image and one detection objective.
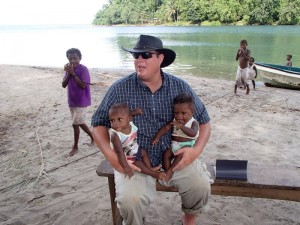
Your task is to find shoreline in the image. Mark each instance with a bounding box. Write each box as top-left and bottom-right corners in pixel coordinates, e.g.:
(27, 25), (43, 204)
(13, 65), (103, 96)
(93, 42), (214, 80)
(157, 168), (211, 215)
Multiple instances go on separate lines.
(0, 64), (299, 225)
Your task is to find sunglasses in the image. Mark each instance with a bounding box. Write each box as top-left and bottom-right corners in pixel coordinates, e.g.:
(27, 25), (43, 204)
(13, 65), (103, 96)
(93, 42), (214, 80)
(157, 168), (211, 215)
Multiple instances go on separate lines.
(131, 52), (157, 59)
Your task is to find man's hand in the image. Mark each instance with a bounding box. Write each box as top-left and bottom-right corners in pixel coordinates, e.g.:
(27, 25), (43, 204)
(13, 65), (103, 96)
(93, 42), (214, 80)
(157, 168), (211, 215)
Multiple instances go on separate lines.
(127, 158), (141, 172)
(172, 147), (197, 171)
(123, 166), (134, 179)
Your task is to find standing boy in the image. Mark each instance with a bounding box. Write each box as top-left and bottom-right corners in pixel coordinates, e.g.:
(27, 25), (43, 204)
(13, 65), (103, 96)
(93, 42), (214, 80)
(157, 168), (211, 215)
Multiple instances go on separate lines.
(235, 39), (251, 95)
(62, 48), (94, 156)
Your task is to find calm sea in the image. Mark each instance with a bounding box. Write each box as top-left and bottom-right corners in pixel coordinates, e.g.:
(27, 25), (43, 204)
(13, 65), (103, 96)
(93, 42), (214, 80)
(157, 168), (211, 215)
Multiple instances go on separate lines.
(0, 24), (299, 80)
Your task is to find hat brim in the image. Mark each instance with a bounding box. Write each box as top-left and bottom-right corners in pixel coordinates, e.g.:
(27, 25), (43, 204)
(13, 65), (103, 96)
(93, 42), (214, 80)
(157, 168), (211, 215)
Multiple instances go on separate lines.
(122, 47), (176, 68)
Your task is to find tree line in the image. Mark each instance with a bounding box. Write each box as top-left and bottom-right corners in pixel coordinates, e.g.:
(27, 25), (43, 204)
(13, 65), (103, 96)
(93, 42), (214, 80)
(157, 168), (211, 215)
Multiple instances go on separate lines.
(93, 0), (300, 26)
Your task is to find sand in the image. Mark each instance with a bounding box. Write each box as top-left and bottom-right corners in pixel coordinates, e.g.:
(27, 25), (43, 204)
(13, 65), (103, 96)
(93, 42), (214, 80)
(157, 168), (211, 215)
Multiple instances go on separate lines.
(0, 64), (299, 225)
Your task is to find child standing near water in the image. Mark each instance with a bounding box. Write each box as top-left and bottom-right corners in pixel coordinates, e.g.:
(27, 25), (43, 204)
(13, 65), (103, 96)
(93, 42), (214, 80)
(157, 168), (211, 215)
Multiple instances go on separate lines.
(247, 57), (258, 90)
(62, 48), (94, 156)
(286, 54), (293, 66)
(235, 39), (251, 95)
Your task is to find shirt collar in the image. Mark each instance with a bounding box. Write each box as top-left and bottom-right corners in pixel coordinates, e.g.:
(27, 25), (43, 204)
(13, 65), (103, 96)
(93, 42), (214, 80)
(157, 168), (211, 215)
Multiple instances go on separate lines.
(135, 69), (166, 91)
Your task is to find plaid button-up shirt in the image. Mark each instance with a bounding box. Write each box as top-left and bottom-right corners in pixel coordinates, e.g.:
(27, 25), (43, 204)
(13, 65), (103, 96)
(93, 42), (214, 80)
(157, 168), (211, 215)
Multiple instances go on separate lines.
(91, 71), (210, 166)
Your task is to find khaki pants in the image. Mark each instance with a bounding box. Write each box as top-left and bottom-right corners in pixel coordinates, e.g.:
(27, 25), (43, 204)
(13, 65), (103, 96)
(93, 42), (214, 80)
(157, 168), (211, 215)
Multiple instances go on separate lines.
(114, 160), (211, 225)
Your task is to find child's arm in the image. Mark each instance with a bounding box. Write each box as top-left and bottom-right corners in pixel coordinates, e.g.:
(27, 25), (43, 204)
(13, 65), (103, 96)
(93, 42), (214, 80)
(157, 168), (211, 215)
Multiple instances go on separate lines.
(253, 65), (258, 78)
(62, 64), (72, 88)
(110, 132), (134, 178)
(64, 63), (87, 89)
(131, 107), (143, 117)
(173, 120), (199, 138)
(235, 49), (240, 61)
(151, 122), (173, 144)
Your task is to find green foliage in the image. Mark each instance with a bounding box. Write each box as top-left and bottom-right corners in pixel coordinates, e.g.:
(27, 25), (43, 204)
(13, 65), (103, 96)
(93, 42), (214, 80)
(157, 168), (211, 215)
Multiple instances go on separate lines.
(93, 0), (300, 25)
(278, 0), (300, 24)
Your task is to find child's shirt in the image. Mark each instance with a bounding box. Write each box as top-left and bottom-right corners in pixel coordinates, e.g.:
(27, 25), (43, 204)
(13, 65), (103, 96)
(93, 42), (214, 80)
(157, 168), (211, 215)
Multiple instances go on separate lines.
(109, 121), (139, 156)
(172, 117), (199, 139)
(64, 64), (91, 107)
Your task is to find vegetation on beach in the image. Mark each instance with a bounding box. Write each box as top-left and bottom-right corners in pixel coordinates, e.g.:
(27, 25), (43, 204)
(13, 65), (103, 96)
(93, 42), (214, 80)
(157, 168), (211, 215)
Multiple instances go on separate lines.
(93, 0), (300, 26)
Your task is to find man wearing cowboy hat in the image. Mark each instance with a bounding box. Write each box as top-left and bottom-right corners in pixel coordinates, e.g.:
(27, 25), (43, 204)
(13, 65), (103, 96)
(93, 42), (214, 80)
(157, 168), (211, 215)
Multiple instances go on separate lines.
(92, 35), (211, 225)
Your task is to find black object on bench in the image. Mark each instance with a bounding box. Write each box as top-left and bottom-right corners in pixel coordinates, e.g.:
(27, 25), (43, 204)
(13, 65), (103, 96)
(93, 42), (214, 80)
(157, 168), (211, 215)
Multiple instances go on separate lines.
(96, 160), (300, 225)
(215, 159), (248, 181)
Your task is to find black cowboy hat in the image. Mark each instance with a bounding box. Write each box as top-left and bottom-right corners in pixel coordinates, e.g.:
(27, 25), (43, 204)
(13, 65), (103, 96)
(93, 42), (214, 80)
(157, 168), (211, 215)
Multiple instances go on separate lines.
(122, 35), (176, 68)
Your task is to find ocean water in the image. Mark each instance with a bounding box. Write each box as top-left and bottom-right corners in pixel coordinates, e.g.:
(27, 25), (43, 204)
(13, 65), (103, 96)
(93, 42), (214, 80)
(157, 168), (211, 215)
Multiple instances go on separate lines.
(1, 24), (299, 80)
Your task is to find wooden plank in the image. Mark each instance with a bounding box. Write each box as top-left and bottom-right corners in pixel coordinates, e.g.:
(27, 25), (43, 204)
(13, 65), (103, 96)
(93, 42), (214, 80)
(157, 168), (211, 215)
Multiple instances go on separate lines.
(96, 160), (300, 224)
(97, 160), (300, 201)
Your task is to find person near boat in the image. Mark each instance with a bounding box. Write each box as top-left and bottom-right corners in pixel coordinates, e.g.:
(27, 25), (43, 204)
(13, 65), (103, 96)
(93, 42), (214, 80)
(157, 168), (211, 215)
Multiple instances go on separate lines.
(247, 57), (258, 90)
(234, 39), (251, 95)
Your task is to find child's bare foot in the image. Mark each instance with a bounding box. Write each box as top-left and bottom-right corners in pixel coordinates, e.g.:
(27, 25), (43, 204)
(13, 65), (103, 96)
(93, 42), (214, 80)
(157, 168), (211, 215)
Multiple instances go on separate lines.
(83, 140), (95, 147)
(182, 213), (196, 225)
(90, 139), (95, 146)
(69, 146), (78, 156)
(151, 165), (162, 171)
(165, 170), (174, 182)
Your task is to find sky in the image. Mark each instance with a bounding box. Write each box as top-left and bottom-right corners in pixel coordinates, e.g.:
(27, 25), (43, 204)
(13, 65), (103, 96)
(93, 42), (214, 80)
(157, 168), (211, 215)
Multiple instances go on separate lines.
(0, 0), (108, 25)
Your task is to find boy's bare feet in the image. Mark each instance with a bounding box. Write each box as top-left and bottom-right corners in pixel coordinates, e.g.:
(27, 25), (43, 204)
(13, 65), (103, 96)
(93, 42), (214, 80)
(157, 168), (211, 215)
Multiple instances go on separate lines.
(69, 146), (78, 156)
(83, 140), (95, 147)
(182, 213), (196, 225)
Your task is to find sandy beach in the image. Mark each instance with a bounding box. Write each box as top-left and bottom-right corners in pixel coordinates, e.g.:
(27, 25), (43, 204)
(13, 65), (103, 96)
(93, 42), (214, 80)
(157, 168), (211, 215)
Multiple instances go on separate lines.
(0, 64), (299, 225)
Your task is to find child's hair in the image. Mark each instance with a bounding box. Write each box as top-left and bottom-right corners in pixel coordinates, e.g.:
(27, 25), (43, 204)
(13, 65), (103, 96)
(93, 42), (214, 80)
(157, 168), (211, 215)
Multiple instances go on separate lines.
(250, 57), (255, 61)
(240, 39), (248, 45)
(66, 48), (82, 60)
(173, 93), (194, 106)
(109, 103), (130, 115)
(287, 54), (292, 59)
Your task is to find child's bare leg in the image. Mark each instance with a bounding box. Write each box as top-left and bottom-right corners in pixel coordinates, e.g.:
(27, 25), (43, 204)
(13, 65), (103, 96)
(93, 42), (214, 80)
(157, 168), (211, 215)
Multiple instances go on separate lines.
(246, 84), (250, 95)
(134, 160), (164, 179)
(141, 149), (161, 171)
(79, 123), (94, 145)
(252, 80), (255, 89)
(70, 124), (80, 156)
(165, 154), (182, 181)
(162, 148), (173, 171)
(234, 84), (238, 95)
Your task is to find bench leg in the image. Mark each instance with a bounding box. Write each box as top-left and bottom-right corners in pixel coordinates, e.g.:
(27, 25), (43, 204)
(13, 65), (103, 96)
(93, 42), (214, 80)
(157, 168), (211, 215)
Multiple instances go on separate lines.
(108, 176), (122, 225)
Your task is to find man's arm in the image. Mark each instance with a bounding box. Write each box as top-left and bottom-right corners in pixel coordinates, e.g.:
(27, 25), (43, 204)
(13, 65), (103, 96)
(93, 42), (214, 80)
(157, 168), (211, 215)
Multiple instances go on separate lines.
(172, 122), (211, 171)
(92, 126), (141, 173)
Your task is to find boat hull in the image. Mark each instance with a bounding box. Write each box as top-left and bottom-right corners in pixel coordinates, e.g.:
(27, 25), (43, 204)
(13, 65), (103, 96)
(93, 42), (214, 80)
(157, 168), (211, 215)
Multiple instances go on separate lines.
(255, 63), (300, 90)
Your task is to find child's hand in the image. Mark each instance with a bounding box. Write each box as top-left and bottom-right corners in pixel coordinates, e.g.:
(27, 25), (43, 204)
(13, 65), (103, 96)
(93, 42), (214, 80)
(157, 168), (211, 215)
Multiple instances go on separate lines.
(131, 107), (143, 116)
(151, 137), (159, 145)
(124, 166), (134, 179)
(64, 63), (69, 71)
(64, 63), (74, 75)
(238, 48), (245, 56)
(172, 121), (182, 129)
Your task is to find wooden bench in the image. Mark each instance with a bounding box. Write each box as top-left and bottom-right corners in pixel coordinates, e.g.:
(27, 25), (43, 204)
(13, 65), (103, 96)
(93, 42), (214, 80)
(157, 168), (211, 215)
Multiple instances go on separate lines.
(96, 160), (300, 225)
